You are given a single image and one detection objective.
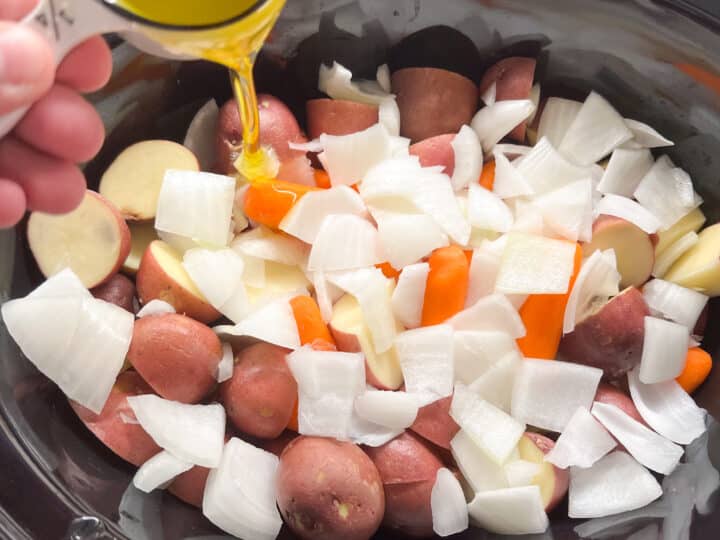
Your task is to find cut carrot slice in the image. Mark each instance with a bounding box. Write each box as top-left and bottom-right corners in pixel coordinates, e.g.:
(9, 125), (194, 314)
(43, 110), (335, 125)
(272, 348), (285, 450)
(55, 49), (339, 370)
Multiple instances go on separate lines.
(314, 169), (331, 189)
(376, 262), (401, 279)
(243, 180), (317, 229)
(421, 246), (470, 326)
(676, 347), (712, 394)
(479, 160), (496, 191)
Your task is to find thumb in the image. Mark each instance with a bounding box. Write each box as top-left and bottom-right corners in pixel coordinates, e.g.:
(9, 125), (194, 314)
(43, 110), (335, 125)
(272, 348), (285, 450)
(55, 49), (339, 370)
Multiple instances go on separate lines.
(0, 22), (54, 116)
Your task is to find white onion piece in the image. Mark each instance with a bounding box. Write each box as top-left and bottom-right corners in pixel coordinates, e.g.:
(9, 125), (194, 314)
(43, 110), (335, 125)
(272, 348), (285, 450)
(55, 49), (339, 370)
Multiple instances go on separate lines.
(450, 429), (508, 492)
(237, 253), (265, 288)
(202, 438), (282, 540)
(453, 330), (517, 385)
(449, 293), (525, 338)
(642, 279), (708, 331)
(511, 199), (546, 236)
(517, 136), (594, 195)
(559, 91), (633, 166)
(532, 179), (593, 242)
(627, 367), (706, 444)
(568, 451), (662, 518)
(288, 139), (323, 153)
(468, 486), (549, 535)
(493, 143), (532, 157)
(537, 97), (582, 147)
(391, 262), (429, 329)
(136, 299), (176, 318)
(467, 184), (514, 233)
(155, 170), (235, 247)
(216, 342), (234, 383)
(481, 81), (497, 106)
(431, 468), (469, 537)
(451, 383), (525, 464)
(307, 214), (384, 271)
(287, 347), (365, 439)
(625, 119), (674, 148)
(327, 267), (396, 353)
(511, 359), (602, 433)
(395, 325), (454, 403)
(634, 160), (702, 230)
(504, 459), (541, 487)
(319, 61), (389, 105)
(348, 412), (403, 447)
(312, 270), (342, 323)
(245, 263), (310, 310)
(450, 125), (483, 191)
(545, 407), (616, 469)
(595, 194), (662, 234)
(372, 209), (449, 269)
(591, 401), (682, 475)
(320, 124), (393, 186)
(29, 267), (90, 299)
(652, 231), (698, 278)
(597, 148), (654, 197)
(527, 83), (541, 124)
(639, 316), (689, 384)
(133, 450), (192, 493)
(354, 390), (418, 429)
(468, 351), (521, 413)
(378, 98), (400, 136)
(471, 99), (535, 153)
(183, 99), (219, 171)
(232, 226), (309, 266)
(127, 395), (224, 467)
(495, 232), (577, 295)
(376, 63), (391, 93)
(465, 246), (501, 307)
(491, 150), (534, 199)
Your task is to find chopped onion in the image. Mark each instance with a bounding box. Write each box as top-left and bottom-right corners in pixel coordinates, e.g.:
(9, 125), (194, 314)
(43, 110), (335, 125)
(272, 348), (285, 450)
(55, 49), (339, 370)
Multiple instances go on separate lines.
(288, 139), (323, 153)
(372, 208), (449, 269)
(558, 91), (633, 166)
(450, 125), (483, 191)
(516, 136), (593, 194)
(155, 170), (235, 248)
(528, 83), (541, 124)
(468, 351), (521, 412)
(216, 342), (234, 383)
(391, 262), (429, 329)
(394, 325), (454, 403)
(471, 100), (535, 152)
(491, 150), (534, 199)
(133, 450), (193, 493)
(511, 359), (602, 433)
(625, 119), (674, 148)
(202, 438), (282, 540)
(545, 407), (616, 469)
(597, 148), (654, 197)
(29, 267), (90, 299)
(376, 63), (391, 93)
(465, 246), (501, 307)
(652, 231), (698, 278)
(468, 486), (549, 535)
(638, 316), (689, 384)
(493, 143), (532, 157)
(245, 262), (310, 310)
(511, 199), (546, 235)
(136, 299), (175, 318)
(127, 395), (225, 467)
(450, 429), (508, 492)
(451, 383), (525, 464)
(537, 97), (582, 147)
(449, 293), (526, 339)
(495, 232), (577, 295)
(277, 154), (317, 187)
(319, 61), (389, 106)
(627, 367), (706, 445)
(348, 412), (403, 447)
(481, 81), (497, 106)
(312, 270), (342, 323)
(467, 184), (514, 233)
(431, 468), (469, 537)
(532, 179), (593, 242)
(307, 214), (384, 271)
(237, 252), (265, 288)
(354, 390), (418, 429)
(183, 99), (219, 171)
(568, 451), (662, 518)
(504, 459), (541, 487)
(327, 267), (396, 353)
(595, 194), (662, 234)
(453, 330), (517, 385)
(642, 279), (708, 331)
(320, 124), (393, 186)
(232, 226), (309, 266)
(379, 98), (400, 136)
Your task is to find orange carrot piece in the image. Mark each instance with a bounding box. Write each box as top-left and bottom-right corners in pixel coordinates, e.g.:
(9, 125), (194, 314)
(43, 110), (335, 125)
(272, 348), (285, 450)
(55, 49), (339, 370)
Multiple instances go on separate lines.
(243, 180), (317, 229)
(676, 347), (712, 394)
(376, 262), (401, 279)
(479, 160), (496, 191)
(516, 243), (582, 359)
(463, 249), (473, 266)
(290, 295), (335, 347)
(421, 246), (470, 326)
(314, 169), (331, 189)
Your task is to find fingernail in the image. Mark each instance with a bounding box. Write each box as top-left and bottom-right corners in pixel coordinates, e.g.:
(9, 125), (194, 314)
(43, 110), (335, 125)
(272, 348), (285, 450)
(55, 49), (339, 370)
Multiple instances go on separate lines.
(0, 25), (53, 86)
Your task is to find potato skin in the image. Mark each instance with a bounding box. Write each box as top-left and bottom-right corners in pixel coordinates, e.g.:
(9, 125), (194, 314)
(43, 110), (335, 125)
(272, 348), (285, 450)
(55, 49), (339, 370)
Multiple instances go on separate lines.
(408, 134), (456, 175)
(91, 273), (136, 313)
(523, 432), (569, 512)
(126, 313), (222, 403)
(409, 395), (459, 450)
(276, 436), (385, 540)
(306, 98), (379, 139)
(168, 464), (210, 508)
(392, 67), (478, 142)
(594, 383), (645, 424)
(219, 343), (297, 439)
(69, 371), (161, 466)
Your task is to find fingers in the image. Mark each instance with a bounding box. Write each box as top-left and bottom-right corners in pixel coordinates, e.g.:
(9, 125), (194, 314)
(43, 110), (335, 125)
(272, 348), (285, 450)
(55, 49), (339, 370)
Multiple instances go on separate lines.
(15, 84), (105, 162)
(0, 137), (86, 214)
(0, 0), (38, 21)
(57, 36), (113, 93)
(0, 22), (55, 115)
(0, 178), (26, 228)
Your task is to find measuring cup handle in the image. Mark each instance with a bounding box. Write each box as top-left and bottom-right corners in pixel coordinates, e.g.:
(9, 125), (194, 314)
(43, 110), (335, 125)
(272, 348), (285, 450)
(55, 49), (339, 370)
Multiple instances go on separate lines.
(0, 0), (127, 138)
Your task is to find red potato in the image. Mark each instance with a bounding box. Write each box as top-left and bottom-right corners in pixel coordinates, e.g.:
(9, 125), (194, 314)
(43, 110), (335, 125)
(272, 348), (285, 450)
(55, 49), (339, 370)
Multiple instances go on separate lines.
(168, 464), (210, 508)
(136, 240), (221, 324)
(306, 98), (379, 139)
(479, 57), (537, 141)
(276, 436), (385, 540)
(559, 287), (650, 379)
(258, 430), (298, 457)
(583, 216), (655, 288)
(91, 273), (136, 313)
(391, 67), (478, 142)
(594, 383), (644, 424)
(520, 433), (570, 512)
(69, 371), (161, 466)
(123, 221), (157, 275)
(219, 343), (297, 439)
(409, 395), (459, 450)
(27, 191), (131, 289)
(408, 133), (456, 175)
(126, 313), (222, 403)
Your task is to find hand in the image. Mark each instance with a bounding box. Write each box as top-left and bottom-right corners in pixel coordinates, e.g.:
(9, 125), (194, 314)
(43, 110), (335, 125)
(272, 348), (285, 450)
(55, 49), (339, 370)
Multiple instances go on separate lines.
(0, 0), (112, 228)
